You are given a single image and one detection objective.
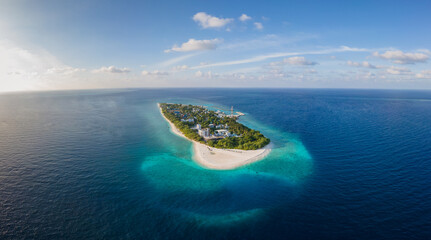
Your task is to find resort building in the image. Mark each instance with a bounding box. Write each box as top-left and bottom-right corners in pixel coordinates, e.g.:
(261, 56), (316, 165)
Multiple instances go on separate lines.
(198, 128), (210, 138)
(181, 118), (194, 123)
(216, 124), (229, 129)
(215, 129), (231, 137)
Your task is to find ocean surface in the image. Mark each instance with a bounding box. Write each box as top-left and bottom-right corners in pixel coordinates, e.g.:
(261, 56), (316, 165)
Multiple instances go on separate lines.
(0, 88), (430, 239)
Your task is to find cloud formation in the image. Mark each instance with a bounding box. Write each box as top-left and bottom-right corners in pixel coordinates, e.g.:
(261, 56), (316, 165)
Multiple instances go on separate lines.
(0, 39), (85, 92)
(93, 66), (131, 73)
(385, 66), (412, 75)
(373, 50), (429, 64)
(347, 60), (377, 69)
(159, 53), (199, 67)
(165, 38), (222, 53)
(239, 14), (251, 22)
(172, 65), (189, 71)
(284, 56), (317, 65)
(191, 46), (369, 69)
(141, 70), (169, 76)
(193, 12), (233, 29)
(195, 70), (216, 78)
(416, 70), (431, 79)
(254, 22), (263, 30)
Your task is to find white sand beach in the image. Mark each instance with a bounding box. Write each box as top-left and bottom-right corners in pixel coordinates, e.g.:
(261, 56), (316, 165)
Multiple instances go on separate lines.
(158, 103), (272, 170)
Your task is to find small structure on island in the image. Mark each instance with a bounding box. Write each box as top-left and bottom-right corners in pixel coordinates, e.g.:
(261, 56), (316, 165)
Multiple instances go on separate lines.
(196, 124), (201, 130)
(215, 129), (231, 137)
(198, 128), (210, 138)
(216, 124), (229, 129)
(181, 118), (194, 123)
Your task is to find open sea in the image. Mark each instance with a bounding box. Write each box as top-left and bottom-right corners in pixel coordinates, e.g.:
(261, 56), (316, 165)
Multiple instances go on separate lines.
(0, 88), (430, 239)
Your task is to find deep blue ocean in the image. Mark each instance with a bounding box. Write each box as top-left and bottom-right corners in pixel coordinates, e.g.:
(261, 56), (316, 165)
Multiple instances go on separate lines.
(0, 89), (430, 239)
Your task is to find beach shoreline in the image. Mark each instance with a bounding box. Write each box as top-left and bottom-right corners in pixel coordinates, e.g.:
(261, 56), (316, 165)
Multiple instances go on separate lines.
(157, 103), (272, 170)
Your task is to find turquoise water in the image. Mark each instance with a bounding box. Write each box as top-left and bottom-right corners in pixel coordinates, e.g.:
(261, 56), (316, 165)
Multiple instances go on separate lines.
(139, 100), (313, 224)
(1, 89), (430, 239)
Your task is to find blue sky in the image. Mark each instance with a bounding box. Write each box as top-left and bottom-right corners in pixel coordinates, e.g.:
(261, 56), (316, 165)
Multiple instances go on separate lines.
(1, 0), (431, 92)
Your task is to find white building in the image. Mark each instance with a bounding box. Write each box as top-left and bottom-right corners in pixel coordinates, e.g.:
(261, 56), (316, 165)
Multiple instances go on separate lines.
(181, 118), (194, 123)
(216, 124), (229, 129)
(215, 129), (231, 137)
(198, 128), (210, 138)
(196, 124), (201, 130)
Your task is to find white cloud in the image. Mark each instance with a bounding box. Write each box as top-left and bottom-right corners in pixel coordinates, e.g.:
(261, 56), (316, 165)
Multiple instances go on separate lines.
(417, 49), (431, 54)
(239, 14), (252, 22)
(191, 46), (370, 69)
(221, 33), (319, 51)
(141, 70), (169, 76)
(347, 61), (377, 69)
(172, 65), (189, 71)
(193, 12), (233, 29)
(268, 69), (288, 78)
(0, 40), (185, 91)
(386, 66), (412, 75)
(158, 53), (199, 67)
(45, 66), (85, 74)
(415, 70), (431, 79)
(194, 70), (215, 78)
(195, 71), (203, 77)
(0, 39), (85, 92)
(254, 22), (263, 30)
(93, 66), (131, 73)
(165, 38), (222, 53)
(284, 56), (317, 65)
(373, 50), (429, 64)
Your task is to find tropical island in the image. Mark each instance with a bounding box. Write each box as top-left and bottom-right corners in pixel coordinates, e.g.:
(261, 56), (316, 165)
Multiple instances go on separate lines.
(158, 103), (272, 169)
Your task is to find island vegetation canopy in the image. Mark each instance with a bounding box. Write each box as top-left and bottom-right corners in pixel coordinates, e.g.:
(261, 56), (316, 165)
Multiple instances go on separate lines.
(160, 103), (270, 150)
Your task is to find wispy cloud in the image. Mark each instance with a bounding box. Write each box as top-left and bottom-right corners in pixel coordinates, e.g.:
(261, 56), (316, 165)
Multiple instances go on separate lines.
(416, 70), (431, 79)
(284, 56), (317, 65)
(193, 12), (233, 29)
(195, 70), (216, 78)
(93, 66), (131, 73)
(165, 38), (222, 53)
(373, 50), (429, 64)
(0, 39), (84, 92)
(347, 61), (378, 69)
(220, 34), (319, 51)
(158, 53), (200, 67)
(191, 46), (370, 69)
(141, 70), (169, 76)
(254, 22), (263, 30)
(269, 56), (317, 66)
(171, 65), (189, 71)
(239, 14), (252, 22)
(385, 66), (412, 75)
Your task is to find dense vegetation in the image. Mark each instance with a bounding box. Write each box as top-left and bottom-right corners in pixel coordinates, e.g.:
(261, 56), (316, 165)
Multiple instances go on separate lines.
(160, 103), (270, 150)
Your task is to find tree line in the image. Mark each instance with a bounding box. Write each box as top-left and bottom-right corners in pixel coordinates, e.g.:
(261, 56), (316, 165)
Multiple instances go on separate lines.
(160, 103), (270, 150)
